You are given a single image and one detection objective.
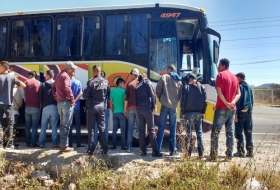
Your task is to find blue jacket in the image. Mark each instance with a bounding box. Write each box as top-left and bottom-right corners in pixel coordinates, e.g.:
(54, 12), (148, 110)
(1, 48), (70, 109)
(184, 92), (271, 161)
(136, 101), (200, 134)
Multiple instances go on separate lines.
(236, 81), (254, 114)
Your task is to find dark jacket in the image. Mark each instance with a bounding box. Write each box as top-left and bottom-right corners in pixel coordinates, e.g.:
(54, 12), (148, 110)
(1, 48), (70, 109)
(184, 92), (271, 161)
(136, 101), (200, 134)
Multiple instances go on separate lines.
(39, 79), (57, 109)
(83, 75), (110, 108)
(136, 78), (155, 110)
(181, 82), (207, 114)
(236, 81), (254, 114)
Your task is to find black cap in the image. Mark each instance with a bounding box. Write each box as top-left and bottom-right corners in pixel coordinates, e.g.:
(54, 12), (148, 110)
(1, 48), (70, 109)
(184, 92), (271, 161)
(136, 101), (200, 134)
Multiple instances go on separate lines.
(236, 72), (245, 80)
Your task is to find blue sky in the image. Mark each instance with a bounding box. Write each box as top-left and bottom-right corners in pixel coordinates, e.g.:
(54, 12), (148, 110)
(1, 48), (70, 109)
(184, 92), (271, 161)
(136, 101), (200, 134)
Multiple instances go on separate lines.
(0, 0), (279, 86)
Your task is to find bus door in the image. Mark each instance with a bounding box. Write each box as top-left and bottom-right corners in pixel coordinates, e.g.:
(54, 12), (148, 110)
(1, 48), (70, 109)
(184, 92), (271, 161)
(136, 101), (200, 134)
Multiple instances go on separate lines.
(148, 18), (179, 82)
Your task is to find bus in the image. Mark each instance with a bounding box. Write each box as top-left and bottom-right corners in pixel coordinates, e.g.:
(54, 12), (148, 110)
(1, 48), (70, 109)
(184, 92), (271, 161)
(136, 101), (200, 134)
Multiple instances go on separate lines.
(0, 3), (220, 145)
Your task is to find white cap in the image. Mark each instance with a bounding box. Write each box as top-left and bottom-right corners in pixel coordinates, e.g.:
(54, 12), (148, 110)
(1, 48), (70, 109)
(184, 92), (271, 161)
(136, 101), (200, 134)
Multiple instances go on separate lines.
(65, 61), (78, 69)
(130, 68), (139, 76)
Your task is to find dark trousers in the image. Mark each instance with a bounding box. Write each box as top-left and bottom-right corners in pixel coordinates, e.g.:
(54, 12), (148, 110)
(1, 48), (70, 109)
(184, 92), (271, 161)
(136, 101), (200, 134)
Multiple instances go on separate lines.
(235, 108), (253, 153)
(87, 104), (108, 154)
(137, 108), (158, 153)
(0, 104), (14, 147)
(69, 109), (82, 146)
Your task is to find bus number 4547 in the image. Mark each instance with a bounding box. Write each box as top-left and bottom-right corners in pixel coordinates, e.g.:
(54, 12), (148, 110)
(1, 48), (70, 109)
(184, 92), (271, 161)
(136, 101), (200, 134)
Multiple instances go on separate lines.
(160, 13), (181, 18)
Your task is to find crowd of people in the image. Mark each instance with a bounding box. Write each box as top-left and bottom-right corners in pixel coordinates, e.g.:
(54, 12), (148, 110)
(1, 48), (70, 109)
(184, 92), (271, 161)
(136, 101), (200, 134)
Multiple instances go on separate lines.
(0, 58), (254, 161)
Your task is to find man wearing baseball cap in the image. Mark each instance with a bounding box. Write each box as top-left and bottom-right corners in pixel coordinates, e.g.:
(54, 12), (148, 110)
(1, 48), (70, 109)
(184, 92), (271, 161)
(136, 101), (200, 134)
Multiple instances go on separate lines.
(52, 61), (77, 152)
(234, 72), (254, 158)
(124, 68), (140, 152)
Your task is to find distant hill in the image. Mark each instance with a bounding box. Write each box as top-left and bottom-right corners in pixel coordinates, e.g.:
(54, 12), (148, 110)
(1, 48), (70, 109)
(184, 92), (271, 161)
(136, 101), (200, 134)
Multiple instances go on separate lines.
(255, 83), (280, 89)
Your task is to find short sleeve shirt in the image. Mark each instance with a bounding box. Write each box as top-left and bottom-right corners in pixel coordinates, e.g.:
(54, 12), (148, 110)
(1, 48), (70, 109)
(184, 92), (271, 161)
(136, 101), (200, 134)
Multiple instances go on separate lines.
(215, 69), (239, 110)
(110, 87), (125, 113)
(71, 78), (83, 110)
(0, 73), (20, 105)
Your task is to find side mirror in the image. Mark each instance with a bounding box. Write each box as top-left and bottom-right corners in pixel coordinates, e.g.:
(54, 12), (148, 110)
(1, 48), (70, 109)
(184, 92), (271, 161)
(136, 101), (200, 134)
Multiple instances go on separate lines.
(213, 40), (219, 64)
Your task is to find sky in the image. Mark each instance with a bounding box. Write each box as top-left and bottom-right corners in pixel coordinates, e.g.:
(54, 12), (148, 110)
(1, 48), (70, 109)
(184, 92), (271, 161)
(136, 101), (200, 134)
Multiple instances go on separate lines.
(0, 0), (279, 86)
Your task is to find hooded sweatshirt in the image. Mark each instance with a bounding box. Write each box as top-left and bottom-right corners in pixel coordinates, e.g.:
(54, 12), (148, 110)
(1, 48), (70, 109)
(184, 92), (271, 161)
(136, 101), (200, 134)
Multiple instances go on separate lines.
(236, 81), (254, 114)
(156, 72), (182, 109)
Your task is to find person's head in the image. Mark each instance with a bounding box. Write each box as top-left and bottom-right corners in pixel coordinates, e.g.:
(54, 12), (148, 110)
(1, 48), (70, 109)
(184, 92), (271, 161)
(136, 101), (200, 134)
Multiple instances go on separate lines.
(218, 58), (230, 72)
(130, 68), (139, 80)
(188, 73), (197, 84)
(45, 70), (54, 80)
(167, 64), (176, 73)
(116, 77), (125, 88)
(71, 71), (75, 78)
(236, 72), (245, 83)
(101, 70), (106, 78)
(28, 71), (37, 79)
(92, 65), (101, 77)
(138, 73), (147, 82)
(65, 61), (77, 76)
(0, 60), (9, 74)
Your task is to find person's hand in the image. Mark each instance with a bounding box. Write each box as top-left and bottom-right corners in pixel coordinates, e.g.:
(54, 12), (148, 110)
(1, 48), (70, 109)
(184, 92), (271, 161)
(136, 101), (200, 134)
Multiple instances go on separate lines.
(71, 99), (76, 106)
(226, 102), (235, 110)
(234, 114), (238, 122)
(125, 109), (128, 117)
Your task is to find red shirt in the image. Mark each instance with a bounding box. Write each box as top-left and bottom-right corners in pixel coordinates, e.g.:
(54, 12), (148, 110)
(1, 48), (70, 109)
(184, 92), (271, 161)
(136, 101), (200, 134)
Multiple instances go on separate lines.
(24, 79), (40, 108)
(125, 79), (138, 109)
(52, 70), (74, 102)
(215, 69), (239, 110)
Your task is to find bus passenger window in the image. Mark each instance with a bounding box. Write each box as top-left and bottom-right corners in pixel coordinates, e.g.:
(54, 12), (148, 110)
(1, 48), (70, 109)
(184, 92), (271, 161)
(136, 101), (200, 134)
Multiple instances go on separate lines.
(57, 17), (79, 57)
(0, 21), (7, 59)
(129, 13), (151, 54)
(31, 19), (51, 57)
(81, 16), (101, 57)
(11, 20), (31, 58)
(105, 14), (128, 55)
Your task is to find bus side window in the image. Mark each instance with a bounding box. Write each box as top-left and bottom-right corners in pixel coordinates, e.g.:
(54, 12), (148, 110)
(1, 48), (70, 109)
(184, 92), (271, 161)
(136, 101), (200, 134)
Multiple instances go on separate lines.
(0, 20), (7, 59)
(105, 14), (128, 55)
(57, 17), (79, 57)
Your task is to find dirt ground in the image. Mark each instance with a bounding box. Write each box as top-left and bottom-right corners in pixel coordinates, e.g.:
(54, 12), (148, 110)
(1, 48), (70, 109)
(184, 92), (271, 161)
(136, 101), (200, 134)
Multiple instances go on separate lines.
(1, 135), (280, 177)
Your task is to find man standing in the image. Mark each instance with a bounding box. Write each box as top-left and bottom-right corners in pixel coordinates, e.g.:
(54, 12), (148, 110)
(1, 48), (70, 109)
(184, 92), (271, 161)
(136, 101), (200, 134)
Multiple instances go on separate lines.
(52, 61), (77, 152)
(83, 65), (110, 155)
(68, 72), (85, 148)
(208, 58), (241, 162)
(0, 61), (25, 149)
(24, 71), (41, 147)
(124, 68), (140, 152)
(181, 73), (207, 159)
(38, 70), (59, 148)
(234, 72), (254, 158)
(156, 64), (182, 156)
(110, 78), (126, 150)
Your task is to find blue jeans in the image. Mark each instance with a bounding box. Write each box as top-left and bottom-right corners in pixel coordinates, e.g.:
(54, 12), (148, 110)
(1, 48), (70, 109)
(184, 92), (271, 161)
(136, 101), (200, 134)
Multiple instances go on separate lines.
(57, 100), (74, 147)
(235, 108), (253, 153)
(25, 107), (40, 146)
(127, 108), (139, 147)
(94, 109), (109, 147)
(185, 112), (204, 156)
(69, 109), (82, 146)
(39, 105), (59, 146)
(210, 108), (235, 158)
(157, 105), (177, 153)
(112, 112), (126, 147)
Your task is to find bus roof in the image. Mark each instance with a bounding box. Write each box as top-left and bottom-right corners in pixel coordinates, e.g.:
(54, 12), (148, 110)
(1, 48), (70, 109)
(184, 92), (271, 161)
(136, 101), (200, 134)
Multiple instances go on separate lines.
(0, 3), (202, 17)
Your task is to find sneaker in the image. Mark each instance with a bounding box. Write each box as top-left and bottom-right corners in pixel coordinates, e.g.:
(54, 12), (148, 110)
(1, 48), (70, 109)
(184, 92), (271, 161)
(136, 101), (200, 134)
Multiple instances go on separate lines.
(39, 145), (45, 148)
(126, 146), (131, 153)
(225, 156), (232, 162)
(206, 155), (219, 162)
(246, 151), (254, 158)
(110, 146), (117, 150)
(170, 151), (179, 156)
(77, 144), (86, 148)
(121, 146), (127, 150)
(60, 146), (74, 152)
(152, 151), (163, 157)
(141, 151), (147, 156)
(233, 152), (245, 158)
